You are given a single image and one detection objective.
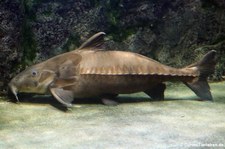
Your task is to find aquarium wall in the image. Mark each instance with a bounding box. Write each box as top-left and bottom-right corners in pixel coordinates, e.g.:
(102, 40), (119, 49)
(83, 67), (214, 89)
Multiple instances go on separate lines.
(0, 0), (225, 92)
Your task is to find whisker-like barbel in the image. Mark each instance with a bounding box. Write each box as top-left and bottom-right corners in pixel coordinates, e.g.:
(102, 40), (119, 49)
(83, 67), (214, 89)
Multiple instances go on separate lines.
(8, 83), (19, 102)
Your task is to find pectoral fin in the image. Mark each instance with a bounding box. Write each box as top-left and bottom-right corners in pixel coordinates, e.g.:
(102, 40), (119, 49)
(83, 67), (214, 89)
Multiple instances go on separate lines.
(50, 87), (74, 107)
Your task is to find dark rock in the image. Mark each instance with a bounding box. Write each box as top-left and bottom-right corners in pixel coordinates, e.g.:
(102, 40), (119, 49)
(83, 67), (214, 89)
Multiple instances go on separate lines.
(0, 0), (23, 92)
(31, 0), (104, 60)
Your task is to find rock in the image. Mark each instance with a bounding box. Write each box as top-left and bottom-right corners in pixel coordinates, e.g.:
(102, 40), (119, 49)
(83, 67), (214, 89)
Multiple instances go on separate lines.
(0, 0), (23, 92)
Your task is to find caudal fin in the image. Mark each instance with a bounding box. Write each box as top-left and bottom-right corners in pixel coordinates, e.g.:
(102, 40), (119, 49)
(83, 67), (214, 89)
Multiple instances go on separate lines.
(183, 50), (217, 101)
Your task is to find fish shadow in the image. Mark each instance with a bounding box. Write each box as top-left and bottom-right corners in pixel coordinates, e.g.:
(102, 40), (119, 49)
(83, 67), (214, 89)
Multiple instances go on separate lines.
(8, 93), (199, 111)
(117, 95), (198, 103)
(8, 93), (68, 111)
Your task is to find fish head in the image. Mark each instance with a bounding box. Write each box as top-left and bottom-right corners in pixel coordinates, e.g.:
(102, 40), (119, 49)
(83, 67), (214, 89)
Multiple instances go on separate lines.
(8, 64), (56, 101)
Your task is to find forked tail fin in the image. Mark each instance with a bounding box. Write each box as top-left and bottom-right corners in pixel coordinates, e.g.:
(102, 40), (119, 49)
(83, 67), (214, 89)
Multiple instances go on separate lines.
(183, 50), (217, 101)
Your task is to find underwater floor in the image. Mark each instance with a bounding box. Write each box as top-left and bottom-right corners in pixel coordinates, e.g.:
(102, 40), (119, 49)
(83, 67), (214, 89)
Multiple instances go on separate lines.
(0, 82), (225, 149)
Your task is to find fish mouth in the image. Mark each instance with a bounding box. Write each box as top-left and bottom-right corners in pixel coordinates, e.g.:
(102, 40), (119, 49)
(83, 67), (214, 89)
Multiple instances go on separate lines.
(8, 83), (19, 102)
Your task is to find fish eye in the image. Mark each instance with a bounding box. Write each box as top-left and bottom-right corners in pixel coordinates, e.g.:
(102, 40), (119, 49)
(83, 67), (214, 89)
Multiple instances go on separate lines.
(31, 70), (38, 76)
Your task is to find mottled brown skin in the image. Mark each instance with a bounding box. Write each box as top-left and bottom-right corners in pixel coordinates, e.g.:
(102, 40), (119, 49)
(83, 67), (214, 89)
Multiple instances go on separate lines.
(8, 32), (216, 107)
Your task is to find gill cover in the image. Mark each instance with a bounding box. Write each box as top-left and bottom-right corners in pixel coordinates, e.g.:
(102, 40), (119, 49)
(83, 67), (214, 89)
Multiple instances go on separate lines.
(48, 32), (106, 107)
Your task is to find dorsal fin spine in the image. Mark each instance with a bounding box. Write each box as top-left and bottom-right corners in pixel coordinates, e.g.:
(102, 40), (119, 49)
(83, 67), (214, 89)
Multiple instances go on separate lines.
(78, 32), (106, 50)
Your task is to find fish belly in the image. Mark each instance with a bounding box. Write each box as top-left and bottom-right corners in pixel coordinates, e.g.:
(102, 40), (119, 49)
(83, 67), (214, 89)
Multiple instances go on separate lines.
(72, 75), (163, 97)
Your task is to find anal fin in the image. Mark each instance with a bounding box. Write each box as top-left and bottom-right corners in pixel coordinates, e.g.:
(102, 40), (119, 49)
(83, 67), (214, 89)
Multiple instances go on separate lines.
(145, 83), (166, 100)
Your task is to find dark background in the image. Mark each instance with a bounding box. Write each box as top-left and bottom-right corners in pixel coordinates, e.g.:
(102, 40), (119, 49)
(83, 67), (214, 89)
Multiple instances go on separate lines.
(0, 0), (225, 92)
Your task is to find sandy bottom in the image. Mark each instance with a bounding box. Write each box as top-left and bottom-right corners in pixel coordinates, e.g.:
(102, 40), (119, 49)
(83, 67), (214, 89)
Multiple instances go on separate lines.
(0, 82), (225, 149)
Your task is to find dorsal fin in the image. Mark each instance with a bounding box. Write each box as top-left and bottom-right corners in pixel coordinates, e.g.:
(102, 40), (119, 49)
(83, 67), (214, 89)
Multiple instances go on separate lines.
(78, 32), (106, 50)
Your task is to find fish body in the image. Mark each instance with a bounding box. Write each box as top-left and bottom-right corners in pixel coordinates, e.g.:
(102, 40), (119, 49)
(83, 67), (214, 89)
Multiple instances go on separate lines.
(8, 32), (217, 107)
(71, 50), (195, 97)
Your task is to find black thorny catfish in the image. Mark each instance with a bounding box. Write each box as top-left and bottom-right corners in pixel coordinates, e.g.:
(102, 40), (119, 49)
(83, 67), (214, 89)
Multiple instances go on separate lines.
(8, 32), (217, 107)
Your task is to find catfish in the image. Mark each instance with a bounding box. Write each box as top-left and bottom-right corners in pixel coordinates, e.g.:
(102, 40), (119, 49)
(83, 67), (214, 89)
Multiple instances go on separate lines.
(8, 32), (217, 107)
